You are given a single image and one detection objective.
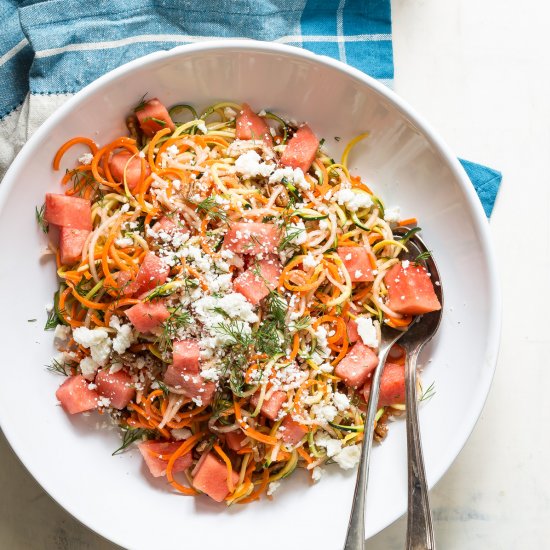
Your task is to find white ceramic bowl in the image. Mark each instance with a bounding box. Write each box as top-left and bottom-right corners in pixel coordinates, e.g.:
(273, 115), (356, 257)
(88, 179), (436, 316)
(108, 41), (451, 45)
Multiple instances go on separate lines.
(0, 40), (500, 549)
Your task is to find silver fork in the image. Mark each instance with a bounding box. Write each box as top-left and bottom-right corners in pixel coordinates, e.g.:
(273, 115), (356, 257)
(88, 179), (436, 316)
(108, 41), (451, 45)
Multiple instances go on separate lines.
(398, 231), (443, 550)
(343, 229), (443, 550)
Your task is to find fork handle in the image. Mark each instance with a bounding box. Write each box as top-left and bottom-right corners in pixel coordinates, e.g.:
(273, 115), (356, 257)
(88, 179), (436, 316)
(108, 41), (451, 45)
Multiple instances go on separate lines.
(406, 349), (436, 550)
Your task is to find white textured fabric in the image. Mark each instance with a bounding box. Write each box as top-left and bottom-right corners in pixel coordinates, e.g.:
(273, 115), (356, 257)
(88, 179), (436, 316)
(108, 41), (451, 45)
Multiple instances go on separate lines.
(0, 93), (72, 180)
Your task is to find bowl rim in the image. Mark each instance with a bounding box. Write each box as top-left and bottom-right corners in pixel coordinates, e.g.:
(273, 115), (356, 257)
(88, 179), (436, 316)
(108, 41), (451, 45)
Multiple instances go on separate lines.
(0, 39), (502, 546)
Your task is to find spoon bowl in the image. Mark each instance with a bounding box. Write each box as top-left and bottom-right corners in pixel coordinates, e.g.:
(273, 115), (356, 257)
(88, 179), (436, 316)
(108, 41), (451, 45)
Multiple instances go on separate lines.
(344, 227), (444, 550)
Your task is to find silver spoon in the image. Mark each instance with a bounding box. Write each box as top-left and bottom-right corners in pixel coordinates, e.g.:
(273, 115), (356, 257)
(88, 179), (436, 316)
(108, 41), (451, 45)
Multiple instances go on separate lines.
(343, 229), (443, 550)
(397, 230), (443, 550)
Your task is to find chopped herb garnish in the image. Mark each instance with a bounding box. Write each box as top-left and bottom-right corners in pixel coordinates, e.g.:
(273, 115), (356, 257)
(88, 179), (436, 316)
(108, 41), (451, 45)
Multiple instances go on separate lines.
(278, 224), (305, 250)
(195, 195), (228, 222)
(157, 305), (192, 351)
(414, 250), (432, 263)
(35, 204), (49, 233)
(112, 428), (150, 455)
(133, 93), (149, 112)
(46, 358), (70, 376)
(45, 287), (68, 330)
(419, 381), (436, 402)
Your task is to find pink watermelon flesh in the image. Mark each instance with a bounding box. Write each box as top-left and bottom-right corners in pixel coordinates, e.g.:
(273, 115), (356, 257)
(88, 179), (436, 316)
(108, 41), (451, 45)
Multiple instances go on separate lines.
(135, 98), (175, 137)
(45, 194), (92, 230)
(223, 222), (280, 255)
(110, 151), (150, 190)
(123, 252), (169, 296)
(362, 363), (406, 407)
(280, 124), (319, 173)
(59, 227), (90, 264)
(138, 441), (192, 478)
(95, 369), (135, 409)
(172, 339), (201, 375)
(192, 452), (240, 502)
(280, 416), (307, 445)
(236, 103), (273, 144)
(337, 246), (374, 282)
(125, 300), (170, 333)
(335, 341), (379, 388)
(233, 255), (282, 305)
(385, 262), (441, 315)
(250, 390), (286, 420)
(56, 375), (98, 414)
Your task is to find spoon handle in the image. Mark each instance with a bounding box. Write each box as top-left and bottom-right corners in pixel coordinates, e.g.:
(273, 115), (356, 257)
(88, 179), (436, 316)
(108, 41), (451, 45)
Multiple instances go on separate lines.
(405, 349), (436, 550)
(343, 340), (396, 550)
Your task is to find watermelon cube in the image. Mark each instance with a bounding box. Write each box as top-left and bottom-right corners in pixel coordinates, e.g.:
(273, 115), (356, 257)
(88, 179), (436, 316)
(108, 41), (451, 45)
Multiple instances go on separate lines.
(250, 390), (286, 420)
(123, 252), (169, 297)
(362, 363), (406, 407)
(280, 416), (307, 445)
(110, 151), (150, 191)
(280, 124), (319, 173)
(172, 339), (200, 375)
(135, 98), (175, 137)
(95, 369), (135, 409)
(55, 374), (98, 414)
(225, 430), (247, 451)
(335, 341), (379, 388)
(384, 262), (442, 315)
(59, 227), (90, 265)
(223, 222), (280, 255)
(138, 441), (192, 478)
(236, 103), (273, 144)
(233, 255), (282, 305)
(163, 370), (215, 406)
(45, 194), (92, 230)
(125, 300), (170, 333)
(337, 246), (374, 282)
(192, 452), (240, 502)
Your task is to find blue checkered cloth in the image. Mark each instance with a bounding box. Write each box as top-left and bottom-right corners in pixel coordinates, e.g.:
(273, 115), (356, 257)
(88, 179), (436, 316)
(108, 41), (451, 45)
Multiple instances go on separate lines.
(0, 0), (500, 215)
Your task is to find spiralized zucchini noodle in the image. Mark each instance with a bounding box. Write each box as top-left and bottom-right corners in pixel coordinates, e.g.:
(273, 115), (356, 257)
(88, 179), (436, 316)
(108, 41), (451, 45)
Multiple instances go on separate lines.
(42, 99), (435, 504)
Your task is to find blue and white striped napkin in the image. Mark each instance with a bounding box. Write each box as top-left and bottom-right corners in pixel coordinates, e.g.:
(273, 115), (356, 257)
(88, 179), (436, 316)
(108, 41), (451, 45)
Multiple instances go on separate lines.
(0, 0), (500, 215)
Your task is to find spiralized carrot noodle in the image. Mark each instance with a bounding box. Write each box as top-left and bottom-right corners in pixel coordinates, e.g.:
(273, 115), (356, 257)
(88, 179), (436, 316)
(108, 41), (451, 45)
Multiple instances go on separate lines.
(43, 98), (436, 505)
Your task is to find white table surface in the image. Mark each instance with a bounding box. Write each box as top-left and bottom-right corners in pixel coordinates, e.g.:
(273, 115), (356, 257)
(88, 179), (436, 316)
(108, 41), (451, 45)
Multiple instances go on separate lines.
(1, 1), (547, 548)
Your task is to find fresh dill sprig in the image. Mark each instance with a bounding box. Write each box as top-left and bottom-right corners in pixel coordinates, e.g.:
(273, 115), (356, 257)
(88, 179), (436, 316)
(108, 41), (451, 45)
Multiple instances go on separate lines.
(157, 381), (169, 395)
(213, 320), (253, 348)
(211, 392), (233, 421)
(133, 93), (149, 112)
(44, 289), (66, 330)
(278, 224), (305, 250)
(255, 319), (284, 357)
(112, 428), (149, 455)
(157, 306), (192, 351)
(35, 204), (49, 233)
(419, 381), (436, 403)
(290, 315), (312, 332)
(46, 358), (70, 376)
(196, 195), (228, 222)
(212, 306), (230, 319)
(265, 290), (288, 325)
(44, 308), (62, 330)
(415, 250), (432, 263)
